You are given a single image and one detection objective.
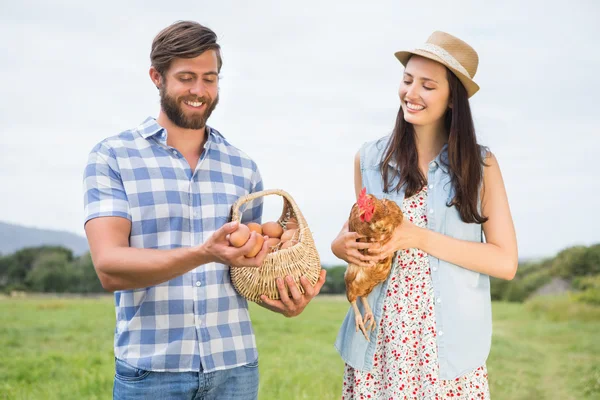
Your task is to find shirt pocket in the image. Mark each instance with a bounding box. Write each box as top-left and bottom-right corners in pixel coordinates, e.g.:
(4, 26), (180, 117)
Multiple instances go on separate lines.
(213, 182), (249, 226)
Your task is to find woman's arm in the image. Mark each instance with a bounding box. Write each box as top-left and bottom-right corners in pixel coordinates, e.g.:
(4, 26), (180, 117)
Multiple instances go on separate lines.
(373, 152), (518, 280)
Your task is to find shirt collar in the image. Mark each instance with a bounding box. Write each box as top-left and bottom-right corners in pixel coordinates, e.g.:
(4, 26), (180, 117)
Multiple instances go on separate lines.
(137, 116), (216, 148)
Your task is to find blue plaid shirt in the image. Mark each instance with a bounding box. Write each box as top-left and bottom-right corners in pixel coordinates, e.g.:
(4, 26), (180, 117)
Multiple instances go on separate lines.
(83, 117), (263, 372)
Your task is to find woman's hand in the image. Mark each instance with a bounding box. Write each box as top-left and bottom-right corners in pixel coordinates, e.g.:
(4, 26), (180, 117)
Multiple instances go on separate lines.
(331, 221), (381, 267)
(369, 218), (426, 260)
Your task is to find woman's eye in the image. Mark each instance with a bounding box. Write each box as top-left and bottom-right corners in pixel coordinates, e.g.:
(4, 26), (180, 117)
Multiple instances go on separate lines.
(403, 80), (412, 85)
(423, 86), (434, 91)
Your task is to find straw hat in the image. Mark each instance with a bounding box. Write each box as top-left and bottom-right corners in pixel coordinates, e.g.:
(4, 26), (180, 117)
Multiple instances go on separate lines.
(395, 31), (480, 98)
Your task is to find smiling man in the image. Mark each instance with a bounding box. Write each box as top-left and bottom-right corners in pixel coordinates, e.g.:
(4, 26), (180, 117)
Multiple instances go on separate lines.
(83, 21), (326, 399)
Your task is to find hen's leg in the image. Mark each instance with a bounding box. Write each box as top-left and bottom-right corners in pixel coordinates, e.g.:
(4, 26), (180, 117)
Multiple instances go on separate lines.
(361, 297), (376, 332)
(351, 299), (370, 341)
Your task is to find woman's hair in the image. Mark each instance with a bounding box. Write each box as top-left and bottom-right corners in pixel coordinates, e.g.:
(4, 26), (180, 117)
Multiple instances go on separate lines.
(381, 67), (488, 224)
(150, 21), (222, 76)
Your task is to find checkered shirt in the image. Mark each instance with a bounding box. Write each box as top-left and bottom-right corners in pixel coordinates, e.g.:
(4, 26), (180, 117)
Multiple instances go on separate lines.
(83, 117), (263, 372)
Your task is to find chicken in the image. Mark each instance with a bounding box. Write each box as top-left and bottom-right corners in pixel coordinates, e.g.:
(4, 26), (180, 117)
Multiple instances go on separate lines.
(345, 187), (403, 340)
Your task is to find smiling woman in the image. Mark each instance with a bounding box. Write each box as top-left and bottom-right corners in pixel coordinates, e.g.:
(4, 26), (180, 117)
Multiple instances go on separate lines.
(332, 31), (518, 399)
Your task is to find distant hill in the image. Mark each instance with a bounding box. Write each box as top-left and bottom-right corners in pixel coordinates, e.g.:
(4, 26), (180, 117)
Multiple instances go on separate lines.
(0, 221), (89, 256)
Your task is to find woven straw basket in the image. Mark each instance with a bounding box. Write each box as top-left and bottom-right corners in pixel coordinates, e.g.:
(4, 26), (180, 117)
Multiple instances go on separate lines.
(229, 189), (321, 303)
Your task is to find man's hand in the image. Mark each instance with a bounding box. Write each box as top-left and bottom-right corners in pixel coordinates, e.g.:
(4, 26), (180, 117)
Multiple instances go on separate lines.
(202, 221), (270, 267)
(259, 269), (327, 317)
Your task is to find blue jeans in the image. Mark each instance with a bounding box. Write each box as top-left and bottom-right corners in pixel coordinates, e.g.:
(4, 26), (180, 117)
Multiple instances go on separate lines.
(113, 358), (259, 400)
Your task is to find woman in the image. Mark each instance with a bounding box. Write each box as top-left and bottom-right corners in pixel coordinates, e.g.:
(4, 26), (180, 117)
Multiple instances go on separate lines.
(332, 31), (518, 399)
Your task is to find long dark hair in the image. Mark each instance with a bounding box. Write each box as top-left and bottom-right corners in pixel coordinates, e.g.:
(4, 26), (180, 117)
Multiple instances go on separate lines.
(381, 68), (488, 224)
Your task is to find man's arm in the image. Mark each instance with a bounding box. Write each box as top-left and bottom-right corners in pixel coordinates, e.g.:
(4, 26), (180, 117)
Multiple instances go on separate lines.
(258, 269), (327, 317)
(85, 217), (269, 291)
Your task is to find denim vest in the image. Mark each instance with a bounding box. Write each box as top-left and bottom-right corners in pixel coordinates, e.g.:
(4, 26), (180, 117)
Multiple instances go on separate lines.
(334, 136), (492, 380)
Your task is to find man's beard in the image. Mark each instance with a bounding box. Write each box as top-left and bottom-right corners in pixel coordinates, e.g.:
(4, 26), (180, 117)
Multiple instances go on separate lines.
(160, 86), (219, 130)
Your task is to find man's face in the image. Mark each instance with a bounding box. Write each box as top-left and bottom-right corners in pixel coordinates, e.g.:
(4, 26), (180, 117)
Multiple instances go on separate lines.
(158, 50), (220, 130)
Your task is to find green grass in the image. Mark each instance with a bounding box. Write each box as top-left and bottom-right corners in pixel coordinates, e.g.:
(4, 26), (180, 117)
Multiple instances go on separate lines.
(1, 295), (599, 400)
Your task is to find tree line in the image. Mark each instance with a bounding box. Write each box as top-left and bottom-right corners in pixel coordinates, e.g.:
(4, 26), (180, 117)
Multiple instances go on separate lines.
(1, 244), (599, 306)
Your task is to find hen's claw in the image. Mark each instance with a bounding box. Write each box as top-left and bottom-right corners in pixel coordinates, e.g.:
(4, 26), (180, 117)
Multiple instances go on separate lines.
(361, 297), (376, 332)
(351, 299), (372, 341)
(355, 314), (370, 341)
(363, 312), (375, 332)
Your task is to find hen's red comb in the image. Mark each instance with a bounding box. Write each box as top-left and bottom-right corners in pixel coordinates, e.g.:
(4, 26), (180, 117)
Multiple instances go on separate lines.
(358, 187), (367, 207)
(357, 187), (374, 222)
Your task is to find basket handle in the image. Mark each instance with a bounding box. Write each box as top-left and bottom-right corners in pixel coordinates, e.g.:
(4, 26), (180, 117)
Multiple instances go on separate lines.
(230, 189), (307, 230)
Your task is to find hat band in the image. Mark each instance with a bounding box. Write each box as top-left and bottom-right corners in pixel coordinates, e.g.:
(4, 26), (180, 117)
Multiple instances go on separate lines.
(416, 43), (471, 78)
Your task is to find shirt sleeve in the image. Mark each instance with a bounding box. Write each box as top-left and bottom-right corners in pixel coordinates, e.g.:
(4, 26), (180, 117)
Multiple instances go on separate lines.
(83, 142), (131, 225)
(240, 164), (263, 224)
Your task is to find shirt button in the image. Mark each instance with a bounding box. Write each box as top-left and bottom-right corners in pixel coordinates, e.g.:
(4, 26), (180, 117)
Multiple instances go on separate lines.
(429, 209), (434, 214)
(438, 330), (444, 336)
(195, 281), (201, 287)
(436, 298), (442, 304)
(193, 211), (200, 218)
(432, 266), (438, 272)
(428, 184), (433, 189)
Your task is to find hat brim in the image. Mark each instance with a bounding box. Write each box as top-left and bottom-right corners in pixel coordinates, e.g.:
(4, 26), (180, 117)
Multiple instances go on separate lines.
(394, 50), (480, 98)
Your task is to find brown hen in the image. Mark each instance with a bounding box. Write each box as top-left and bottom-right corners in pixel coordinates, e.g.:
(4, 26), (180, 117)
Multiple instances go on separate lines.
(345, 187), (403, 340)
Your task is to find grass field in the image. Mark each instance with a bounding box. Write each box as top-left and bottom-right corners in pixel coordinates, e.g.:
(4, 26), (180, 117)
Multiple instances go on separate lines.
(1, 295), (599, 399)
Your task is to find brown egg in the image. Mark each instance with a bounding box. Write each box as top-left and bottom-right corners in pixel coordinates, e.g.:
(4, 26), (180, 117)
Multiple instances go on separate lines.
(265, 237), (281, 248)
(229, 224), (250, 247)
(245, 234), (265, 258)
(280, 240), (297, 250)
(285, 217), (298, 230)
(280, 228), (298, 242)
(247, 222), (262, 235)
(262, 221), (283, 238)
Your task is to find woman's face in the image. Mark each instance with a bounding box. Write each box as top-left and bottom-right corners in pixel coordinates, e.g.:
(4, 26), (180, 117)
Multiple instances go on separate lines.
(399, 55), (451, 127)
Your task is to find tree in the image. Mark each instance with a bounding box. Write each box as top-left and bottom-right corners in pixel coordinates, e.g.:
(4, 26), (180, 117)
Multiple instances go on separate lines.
(71, 253), (105, 293)
(3, 246), (73, 286)
(321, 265), (347, 294)
(24, 251), (76, 292)
(552, 245), (600, 279)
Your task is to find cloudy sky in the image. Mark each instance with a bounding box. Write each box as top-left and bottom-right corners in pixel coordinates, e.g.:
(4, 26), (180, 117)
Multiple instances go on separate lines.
(1, 0), (598, 264)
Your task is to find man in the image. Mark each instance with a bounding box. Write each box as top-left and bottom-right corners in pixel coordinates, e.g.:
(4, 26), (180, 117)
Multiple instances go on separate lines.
(83, 20), (326, 399)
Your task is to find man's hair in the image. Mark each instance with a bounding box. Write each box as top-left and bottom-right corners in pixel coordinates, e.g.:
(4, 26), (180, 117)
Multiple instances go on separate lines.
(150, 21), (222, 76)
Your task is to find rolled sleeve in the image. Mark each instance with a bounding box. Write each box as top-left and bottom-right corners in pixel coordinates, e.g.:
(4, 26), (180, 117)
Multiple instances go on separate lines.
(83, 142), (131, 225)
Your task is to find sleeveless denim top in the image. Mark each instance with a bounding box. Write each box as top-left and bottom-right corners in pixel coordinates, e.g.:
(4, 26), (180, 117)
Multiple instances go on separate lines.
(334, 136), (492, 380)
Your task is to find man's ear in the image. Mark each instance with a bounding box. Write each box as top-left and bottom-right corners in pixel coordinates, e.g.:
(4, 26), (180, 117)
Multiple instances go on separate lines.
(149, 67), (162, 90)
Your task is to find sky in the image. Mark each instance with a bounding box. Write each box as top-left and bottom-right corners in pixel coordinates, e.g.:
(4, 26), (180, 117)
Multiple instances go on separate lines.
(1, 0), (598, 265)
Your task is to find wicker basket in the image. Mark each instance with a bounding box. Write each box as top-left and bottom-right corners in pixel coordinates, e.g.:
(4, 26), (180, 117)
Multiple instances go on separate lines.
(229, 189), (321, 303)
